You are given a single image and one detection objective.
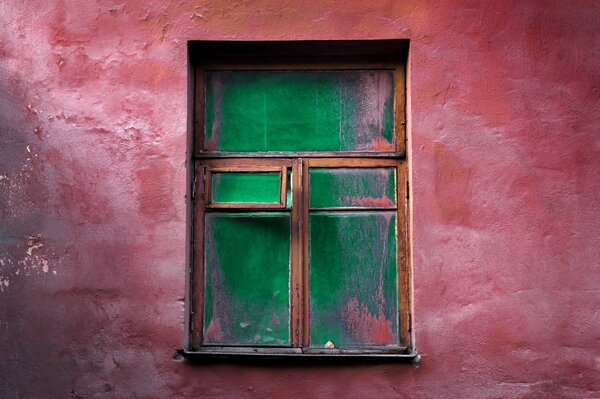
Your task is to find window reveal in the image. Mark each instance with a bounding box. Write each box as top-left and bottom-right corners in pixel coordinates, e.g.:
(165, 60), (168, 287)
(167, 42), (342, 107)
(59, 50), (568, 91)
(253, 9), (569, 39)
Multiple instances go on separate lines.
(188, 45), (410, 356)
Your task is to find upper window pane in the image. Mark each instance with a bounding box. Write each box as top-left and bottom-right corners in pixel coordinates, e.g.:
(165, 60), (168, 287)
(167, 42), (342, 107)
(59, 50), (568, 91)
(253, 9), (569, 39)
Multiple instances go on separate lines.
(205, 70), (395, 152)
(309, 167), (396, 208)
(211, 172), (281, 204)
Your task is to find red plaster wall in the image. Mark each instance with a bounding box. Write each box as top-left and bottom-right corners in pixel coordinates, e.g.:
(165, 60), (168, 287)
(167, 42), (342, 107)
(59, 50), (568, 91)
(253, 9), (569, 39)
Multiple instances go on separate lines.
(1, 1), (599, 398)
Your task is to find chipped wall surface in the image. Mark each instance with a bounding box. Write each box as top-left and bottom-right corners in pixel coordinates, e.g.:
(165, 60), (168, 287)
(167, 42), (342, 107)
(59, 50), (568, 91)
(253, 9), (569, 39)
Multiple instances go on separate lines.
(1, 1), (599, 398)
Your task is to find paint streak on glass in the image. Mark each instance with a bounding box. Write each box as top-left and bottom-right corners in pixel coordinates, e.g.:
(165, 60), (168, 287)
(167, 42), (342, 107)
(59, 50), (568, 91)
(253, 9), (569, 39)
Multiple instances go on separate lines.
(205, 71), (394, 152)
(310, 168), (396, 208)
(204, 213), (291, 346)
(309, 212), (398, 347)
(211, 172), (280, 204)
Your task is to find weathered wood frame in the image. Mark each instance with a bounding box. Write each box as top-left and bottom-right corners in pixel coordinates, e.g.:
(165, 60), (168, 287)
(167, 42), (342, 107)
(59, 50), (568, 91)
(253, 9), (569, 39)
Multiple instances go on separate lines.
(187, 40), (412, 358)
(204, 165), (288, 209)
(303, 158), (410, 352)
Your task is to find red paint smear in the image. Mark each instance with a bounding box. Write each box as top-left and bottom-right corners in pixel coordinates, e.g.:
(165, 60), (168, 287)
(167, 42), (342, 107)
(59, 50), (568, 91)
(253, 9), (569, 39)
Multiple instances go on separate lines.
(206, 76), (222, 151)
(270, 313), (280, 327)
(365, 137), (395, 152)
(350, 195), (395, 207)
(205, 317), (224, 342)
(342, 297), (395, 344)
(206, 135), (218, 152)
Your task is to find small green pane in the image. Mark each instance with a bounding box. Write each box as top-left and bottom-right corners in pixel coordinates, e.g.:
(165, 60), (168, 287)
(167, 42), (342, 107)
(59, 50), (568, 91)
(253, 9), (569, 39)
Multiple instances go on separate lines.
(310, 168), (396, 208)
(205, 71), (395, 152)
(212, 172), (280, 204)
(204, 213), (291, 346)
(309, 212), (398, 347)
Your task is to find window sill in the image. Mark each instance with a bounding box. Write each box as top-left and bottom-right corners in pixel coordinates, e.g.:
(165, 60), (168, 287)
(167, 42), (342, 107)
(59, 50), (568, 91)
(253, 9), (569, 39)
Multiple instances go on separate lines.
(179, 347), (420, 362)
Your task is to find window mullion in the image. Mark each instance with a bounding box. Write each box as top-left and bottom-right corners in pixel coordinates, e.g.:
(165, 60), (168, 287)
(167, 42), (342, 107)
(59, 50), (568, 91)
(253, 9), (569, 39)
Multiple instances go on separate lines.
(290, 158), (303, 347)
(300, 158), (311, 348)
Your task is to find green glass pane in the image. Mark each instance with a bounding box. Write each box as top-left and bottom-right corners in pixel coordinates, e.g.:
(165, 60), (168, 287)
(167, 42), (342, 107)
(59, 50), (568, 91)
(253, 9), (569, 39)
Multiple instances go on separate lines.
(205, 71), (395, 152)
(212, 172), (280, 204)
(204, 213), (291, 346)
(309, 212), (398, 347)
(310, 168), (396, 208)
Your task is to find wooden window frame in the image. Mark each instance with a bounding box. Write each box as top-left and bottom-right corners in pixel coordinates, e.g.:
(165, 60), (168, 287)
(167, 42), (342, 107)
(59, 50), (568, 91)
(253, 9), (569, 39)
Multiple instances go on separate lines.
(204, 165), (288, 209)
(185, 40), (413, 359)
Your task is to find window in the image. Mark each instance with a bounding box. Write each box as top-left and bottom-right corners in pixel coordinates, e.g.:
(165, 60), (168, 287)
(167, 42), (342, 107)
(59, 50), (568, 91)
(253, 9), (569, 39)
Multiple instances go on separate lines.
(186, 41), (411, 357)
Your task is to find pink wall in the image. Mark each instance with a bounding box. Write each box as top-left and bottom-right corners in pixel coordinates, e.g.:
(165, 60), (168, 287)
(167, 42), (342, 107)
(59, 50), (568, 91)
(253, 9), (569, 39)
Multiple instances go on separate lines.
(1, 1), (599, 398)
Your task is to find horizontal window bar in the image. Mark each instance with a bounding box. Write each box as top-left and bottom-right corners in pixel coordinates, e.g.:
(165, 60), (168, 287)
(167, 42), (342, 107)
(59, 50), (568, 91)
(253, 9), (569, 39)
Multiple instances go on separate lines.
(205, 208), (292, 213)
(309, 207), (398, 212)
(194, 151), (405, 159)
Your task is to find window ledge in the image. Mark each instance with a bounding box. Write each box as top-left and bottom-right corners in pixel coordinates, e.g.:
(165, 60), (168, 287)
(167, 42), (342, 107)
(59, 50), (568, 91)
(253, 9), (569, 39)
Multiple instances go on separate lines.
(179, 347), (420, 362)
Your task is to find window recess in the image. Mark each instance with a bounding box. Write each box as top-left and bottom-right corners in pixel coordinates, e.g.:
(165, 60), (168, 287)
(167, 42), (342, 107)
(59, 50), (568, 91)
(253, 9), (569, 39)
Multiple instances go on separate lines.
(187, 40), (412, 358)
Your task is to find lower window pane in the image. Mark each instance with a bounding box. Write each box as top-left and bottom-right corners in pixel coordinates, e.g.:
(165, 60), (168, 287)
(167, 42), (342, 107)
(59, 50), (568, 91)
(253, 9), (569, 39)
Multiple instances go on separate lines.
(204, 212), (291, 346)
(309, 212), (398, 347)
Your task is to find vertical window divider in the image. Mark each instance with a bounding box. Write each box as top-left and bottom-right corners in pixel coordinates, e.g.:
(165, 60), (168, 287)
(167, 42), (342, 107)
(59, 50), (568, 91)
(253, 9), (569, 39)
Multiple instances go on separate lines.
(300, 158), (310, 348)
(279, 166), (288, 208)
(394, 66), (406, 154)
(290, 159), (302, 347)
(191, 160), (206, 350)
(203, 166), (211, 206)
(397, 161), (410, 348)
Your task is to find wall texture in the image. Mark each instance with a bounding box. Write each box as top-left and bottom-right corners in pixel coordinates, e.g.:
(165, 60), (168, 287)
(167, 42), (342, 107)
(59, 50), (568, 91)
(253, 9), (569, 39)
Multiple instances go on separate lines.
(1, 1), (599, 398)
